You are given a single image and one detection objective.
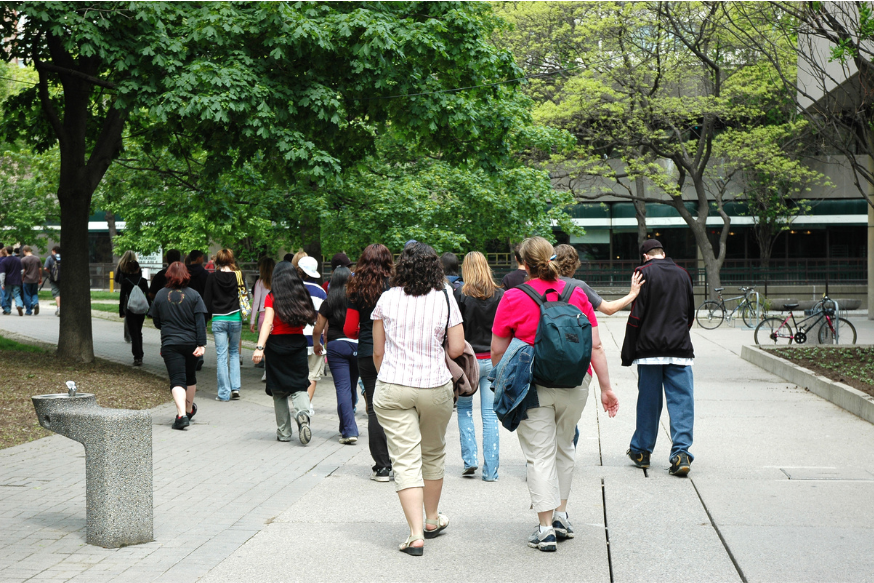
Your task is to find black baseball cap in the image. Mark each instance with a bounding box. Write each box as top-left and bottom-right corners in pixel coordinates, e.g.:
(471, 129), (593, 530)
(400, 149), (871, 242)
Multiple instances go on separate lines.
(640, 239), (664, 255)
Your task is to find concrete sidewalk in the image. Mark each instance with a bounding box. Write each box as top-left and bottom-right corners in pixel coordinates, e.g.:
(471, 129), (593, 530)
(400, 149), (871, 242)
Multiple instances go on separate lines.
(1, 314), (874, 582)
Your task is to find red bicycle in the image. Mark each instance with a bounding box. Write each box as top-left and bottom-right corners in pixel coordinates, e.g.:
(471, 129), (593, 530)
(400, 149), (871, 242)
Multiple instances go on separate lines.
(754, 295), (856, 346)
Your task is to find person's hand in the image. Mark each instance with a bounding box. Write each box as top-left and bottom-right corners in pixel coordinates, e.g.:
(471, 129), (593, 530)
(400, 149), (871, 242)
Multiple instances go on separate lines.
(313, 341), (324, 356)
(630, 272), (644, 297)
(193, 346), (205, 357)
(249, 323), (255, 334)
(601, 388), (619, 418)
(252, 348), (263, 364)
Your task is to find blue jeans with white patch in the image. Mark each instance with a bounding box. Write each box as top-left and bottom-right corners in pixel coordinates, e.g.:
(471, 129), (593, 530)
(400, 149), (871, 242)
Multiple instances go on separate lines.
(456, 357), (499, 481)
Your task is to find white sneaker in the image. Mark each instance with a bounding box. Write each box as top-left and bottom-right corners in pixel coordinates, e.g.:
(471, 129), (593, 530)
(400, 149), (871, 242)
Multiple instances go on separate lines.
(55, 308), (59, 317)
(261, 372), (267, 382)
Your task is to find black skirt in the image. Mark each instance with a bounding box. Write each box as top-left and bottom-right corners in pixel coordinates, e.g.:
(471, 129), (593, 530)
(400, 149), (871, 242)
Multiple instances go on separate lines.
(265, 334), (309, 395)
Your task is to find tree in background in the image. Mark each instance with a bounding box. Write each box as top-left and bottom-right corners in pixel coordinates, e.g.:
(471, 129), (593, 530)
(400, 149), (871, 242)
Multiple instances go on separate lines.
(494, 1), (822, 296)
(0, 2), (530, 361)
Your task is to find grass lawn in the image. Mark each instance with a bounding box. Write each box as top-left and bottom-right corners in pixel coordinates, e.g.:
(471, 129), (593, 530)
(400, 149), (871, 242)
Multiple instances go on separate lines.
(0, 334), (170, 450)
(39, 290), (120, 301)
(90, 303), (260, 344)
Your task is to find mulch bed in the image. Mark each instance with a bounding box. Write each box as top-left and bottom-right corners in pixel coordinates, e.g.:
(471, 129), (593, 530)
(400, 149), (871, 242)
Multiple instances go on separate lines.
(769, 346), (874, 398)
(0, 336), (170, 450)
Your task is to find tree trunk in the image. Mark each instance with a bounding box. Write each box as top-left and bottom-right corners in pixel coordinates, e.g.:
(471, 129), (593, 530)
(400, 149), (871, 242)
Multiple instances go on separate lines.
(105, 210), (120, 264)
(300, 214), (322, 278)
(57, 187), (95, 363)
(672, 179), (728, 300)
(633, 194), (647, 251)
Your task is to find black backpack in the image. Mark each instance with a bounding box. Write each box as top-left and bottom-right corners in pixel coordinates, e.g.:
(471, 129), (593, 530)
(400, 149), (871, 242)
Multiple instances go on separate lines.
(517, 283), (593, 388)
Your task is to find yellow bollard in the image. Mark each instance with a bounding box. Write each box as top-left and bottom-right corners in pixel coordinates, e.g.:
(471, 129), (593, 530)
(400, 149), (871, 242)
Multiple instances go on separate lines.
(109, 271), (114, 293)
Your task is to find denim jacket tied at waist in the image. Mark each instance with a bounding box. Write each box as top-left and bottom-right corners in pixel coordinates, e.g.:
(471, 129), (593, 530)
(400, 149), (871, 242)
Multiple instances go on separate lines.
(488, 337), (539, 432)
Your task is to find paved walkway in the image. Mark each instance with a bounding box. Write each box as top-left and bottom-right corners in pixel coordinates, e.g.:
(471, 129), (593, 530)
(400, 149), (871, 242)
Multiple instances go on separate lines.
(1, 313), (873, 582)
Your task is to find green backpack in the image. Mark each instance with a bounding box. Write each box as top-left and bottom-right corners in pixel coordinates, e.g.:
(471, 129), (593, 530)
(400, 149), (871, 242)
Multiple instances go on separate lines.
(517, 283), (593, 388)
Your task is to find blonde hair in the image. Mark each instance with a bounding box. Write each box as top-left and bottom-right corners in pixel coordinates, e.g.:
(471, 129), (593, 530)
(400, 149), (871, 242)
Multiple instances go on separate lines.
(117, 250), (139, 274)
(554, 244), (581, 278)
(519, 236), (560, 281)
(460, 252), (498, 299)
(292, 250), (307, 279)
(215, 248), (238, 270)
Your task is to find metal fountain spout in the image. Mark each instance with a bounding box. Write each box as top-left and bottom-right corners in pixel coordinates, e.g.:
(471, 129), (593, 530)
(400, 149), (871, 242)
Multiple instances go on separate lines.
(66, 380), (77, 397)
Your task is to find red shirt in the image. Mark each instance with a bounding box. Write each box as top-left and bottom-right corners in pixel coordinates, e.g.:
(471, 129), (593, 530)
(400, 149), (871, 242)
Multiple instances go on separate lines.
(492, 278), (598, 374)
(264, 292), (304, 335)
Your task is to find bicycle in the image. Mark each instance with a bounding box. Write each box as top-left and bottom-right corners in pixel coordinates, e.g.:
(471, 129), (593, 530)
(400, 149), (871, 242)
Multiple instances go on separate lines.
(754, 295), (857, 346)
(696, 286), (763, 330)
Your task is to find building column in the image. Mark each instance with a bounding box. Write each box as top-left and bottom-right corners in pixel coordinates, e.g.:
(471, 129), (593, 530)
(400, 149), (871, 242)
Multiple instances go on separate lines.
(868, 204), (874, 320)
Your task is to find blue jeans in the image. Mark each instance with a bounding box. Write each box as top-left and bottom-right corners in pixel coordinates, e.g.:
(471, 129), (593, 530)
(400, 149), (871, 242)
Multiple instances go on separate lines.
(327, 340), (359, 438)
(213, 319), (242, 400)
(457, 358), (499, 481)
(630, 364), (694, 461)
(22, 283), (39, 314)
(2, 285), (22, 313)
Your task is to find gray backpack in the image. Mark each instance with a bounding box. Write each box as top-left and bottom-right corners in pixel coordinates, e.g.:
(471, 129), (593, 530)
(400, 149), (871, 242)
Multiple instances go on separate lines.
(127, 277), (149, 315)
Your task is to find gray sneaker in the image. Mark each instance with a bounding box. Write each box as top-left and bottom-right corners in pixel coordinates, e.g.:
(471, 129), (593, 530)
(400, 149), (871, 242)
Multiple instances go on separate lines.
(527, 526), (557, 552)
(552, 513), (575, 540)
(296, 411), (311, 445)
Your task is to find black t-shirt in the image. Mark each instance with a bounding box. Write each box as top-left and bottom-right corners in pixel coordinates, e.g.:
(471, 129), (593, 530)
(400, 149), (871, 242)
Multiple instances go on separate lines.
(148, 268), (168, 299)
(501, 269), (528, 290)
(346, 294), (376, 357)
(148, 287), (209, 347)
(318, 299), (348, 343)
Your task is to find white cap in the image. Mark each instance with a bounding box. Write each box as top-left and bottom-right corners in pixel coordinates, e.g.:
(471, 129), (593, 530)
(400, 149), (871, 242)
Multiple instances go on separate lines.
(298, 256), (320, 279)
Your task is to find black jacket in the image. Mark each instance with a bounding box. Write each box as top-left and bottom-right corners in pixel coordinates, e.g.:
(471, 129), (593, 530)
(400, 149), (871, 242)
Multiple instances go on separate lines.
(118, 267), (149, 318)
(620, 257), (695, 366)
(203, 270), (241, 317)
(454, 287), (504, 354)
(187, 263), (210, 296)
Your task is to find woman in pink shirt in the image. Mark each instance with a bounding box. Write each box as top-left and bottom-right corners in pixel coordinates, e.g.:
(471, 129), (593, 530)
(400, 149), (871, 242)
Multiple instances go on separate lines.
(371, 242), (465, 556)
(491, 236), (619, 553)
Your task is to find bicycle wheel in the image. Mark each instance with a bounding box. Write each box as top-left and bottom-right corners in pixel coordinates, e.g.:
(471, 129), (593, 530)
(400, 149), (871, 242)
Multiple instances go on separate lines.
(696, 301), (725, 329)
(741, 299), (764, 328)
(817, 317), (857, 345)
(755, 317), (794, 346)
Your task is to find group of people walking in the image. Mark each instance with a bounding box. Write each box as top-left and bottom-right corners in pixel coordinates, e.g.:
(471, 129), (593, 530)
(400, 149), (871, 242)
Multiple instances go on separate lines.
(113, 235), (697, 555)
(0, 244), (62, 317)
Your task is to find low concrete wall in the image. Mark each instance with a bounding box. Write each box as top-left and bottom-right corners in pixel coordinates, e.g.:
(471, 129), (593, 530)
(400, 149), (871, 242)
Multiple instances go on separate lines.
(741, 344), (874, 424)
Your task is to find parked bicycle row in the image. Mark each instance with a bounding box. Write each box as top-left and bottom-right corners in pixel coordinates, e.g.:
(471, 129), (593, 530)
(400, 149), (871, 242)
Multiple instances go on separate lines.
(695, 288), (857, 345)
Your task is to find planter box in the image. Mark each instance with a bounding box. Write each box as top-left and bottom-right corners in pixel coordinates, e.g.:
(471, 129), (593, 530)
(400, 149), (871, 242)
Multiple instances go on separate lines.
(740, 344), (874, 425)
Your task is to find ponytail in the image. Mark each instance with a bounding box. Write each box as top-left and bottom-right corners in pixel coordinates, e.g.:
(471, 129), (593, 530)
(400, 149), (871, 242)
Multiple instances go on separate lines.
(519, 237), (560, 282)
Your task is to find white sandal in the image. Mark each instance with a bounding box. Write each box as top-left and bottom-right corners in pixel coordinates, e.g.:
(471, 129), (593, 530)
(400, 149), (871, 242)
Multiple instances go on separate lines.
(399, 533), (424, 556)
(424, 512), (449, 539)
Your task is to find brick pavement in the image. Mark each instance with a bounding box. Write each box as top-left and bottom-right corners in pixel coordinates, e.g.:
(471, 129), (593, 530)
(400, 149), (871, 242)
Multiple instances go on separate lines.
(0, 313), (359, 582)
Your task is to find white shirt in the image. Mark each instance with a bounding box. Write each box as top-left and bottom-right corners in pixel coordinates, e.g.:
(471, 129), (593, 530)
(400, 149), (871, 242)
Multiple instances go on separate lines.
(633, 356), (694, 366)
(371, 286), (462, 388)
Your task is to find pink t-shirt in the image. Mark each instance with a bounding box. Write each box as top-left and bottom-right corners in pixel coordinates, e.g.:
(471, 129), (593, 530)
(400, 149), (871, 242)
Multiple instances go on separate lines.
(492, 278), (598, 375)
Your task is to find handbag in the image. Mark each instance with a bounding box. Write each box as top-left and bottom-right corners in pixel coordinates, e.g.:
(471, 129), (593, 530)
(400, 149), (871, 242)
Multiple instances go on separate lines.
(235, 271), (252, 320)
(442, 288), (479, 399)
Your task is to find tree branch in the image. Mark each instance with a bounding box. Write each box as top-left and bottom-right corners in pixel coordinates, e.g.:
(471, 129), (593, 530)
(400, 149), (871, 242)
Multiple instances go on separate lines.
(34, 61), (118, 90)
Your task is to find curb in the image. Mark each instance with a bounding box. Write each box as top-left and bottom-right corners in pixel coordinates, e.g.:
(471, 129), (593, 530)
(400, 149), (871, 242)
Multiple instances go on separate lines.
(740, 344), (874, 424)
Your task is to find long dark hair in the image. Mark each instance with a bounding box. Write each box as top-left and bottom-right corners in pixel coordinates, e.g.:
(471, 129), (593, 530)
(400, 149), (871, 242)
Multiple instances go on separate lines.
(391, 242), (445, 296)
(270, 262), (317, 327)
(346, 243), (392, 309)
(323, 266), (352, 321)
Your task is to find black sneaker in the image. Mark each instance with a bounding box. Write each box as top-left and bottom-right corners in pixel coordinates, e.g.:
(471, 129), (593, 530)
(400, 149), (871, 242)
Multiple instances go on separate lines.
(296, 411), (311, 445)
(669, 453), (691, 476)
(172, 415), (189, 430)
(371, 467), (391, 482)
(527, 526), (557, 552)
(186, 402), (197, 421)
(627, 449), (650, 468)
(462, 466), (477, 477)
(230, 390), (240, 400)
(133, 358), (143, 367)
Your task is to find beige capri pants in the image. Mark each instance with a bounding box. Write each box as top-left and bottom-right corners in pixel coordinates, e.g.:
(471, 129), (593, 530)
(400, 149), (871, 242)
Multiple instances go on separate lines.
(516, 374), (591, 513)
(373, 380), (454, 491)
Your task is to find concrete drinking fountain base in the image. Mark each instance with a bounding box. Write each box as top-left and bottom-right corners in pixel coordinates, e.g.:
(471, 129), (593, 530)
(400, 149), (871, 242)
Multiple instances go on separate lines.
(32, 384), (153, 548)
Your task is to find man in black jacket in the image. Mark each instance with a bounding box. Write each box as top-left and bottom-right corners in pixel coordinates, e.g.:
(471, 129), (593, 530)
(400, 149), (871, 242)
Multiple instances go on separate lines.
(621, 239), (696, 477)
(186, 250), (210, 296)
(148, 249), (181, 301)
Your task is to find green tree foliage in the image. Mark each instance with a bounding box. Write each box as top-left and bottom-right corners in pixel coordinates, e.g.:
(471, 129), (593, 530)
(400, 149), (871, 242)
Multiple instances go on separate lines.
(0, 62), (58, 248)
(494, 1), (824, 296)
(0, 2), (530, 361)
